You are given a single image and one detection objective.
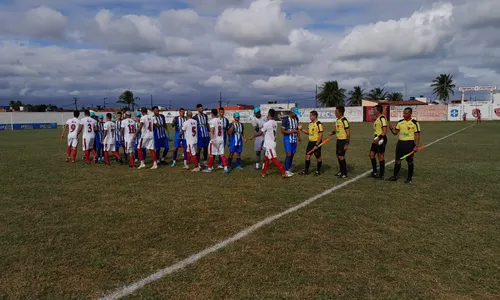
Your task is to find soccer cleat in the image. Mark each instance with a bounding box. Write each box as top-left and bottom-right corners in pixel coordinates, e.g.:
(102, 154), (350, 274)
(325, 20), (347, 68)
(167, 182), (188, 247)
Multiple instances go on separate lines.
(261, 174), (266, 178)
(150, 165), (158, 170)
(183, 165), (189, 170)
(202, 168), (213, 173)
(339, 174), (348, 179)
(224, 169), (230, 174)
(137, 164), (146, 169)
(66, 157), (70, 162)
(135, 159), (139, 163)
(405, 178), (412, 184)
(191, 167), (201, 172)
(171, 161), (176, 167)
(314, 171), (321, 176)
(217, 165), (224, 169)
(235, 166), (244, 171)
(286, 171), (294, 178)
(71, 160), (75, 163)
(336, 172), (342, 176)
(386, 176), (398, 181)
(298, 170), (309, 176)
(370, 172), (378, 178)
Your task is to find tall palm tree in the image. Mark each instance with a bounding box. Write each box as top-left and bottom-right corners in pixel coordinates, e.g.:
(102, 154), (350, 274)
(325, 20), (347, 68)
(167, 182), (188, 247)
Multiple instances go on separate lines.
(117, 90), (137, 110)
(317, 81), (346, 107)
(347, 86), (365, 106)
(367, 87), (388, 100)
(431, 74), (455, 102)
(387, 92), (404, 101)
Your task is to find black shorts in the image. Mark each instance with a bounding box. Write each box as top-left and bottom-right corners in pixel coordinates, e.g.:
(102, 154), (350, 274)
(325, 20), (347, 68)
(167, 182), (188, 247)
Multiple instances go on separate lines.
(370, 135), (387, 154)
(396, 140), (415, 160)
(306, 141), (321, 157)
(336, 140), (348, 156)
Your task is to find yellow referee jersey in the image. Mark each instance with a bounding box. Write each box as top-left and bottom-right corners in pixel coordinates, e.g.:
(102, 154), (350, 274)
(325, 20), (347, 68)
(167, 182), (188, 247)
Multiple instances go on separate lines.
(308, 121), (323, 142)
(396, 119), (421, 141)
(335, 117), (349, 140)
(373, 115), (387, 136)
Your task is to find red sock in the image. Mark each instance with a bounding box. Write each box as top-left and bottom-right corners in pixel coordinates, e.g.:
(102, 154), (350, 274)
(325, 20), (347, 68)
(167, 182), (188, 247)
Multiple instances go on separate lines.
(208, 155), (214, 168)
(84, 150), (91, 164)
(187, 153), (191, 164)
(129, 155), (135, 167)
(113, 151), (121, 160)
(104, 152), (110, 164)
(67, 146), (71, 158)
(91, 149), (97, 160)
(192, 154), (199, 167)
(221, 155), (228, 167)
(272, 158), (286, 175)
(262, 157), (270, 175)
(151, 150), (157, 163)
(72, 148), (77, 161)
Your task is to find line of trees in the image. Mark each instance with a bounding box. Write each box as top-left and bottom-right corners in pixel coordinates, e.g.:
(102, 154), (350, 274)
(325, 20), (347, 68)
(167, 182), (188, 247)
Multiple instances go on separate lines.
(8, 101), (59, 112)
(316, 74), (456, 107)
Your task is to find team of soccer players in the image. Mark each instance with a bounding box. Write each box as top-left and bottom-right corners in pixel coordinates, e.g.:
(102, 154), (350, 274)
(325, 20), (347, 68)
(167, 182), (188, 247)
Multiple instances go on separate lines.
(62, 104), (421, 183)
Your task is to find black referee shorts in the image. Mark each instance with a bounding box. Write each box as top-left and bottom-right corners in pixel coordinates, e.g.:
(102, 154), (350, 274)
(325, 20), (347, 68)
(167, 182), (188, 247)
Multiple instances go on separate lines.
(306, 141), (321, 157)
(336, 139), (347, 156)
(396, 140), (415, 160)
(370, 135), (387, 154)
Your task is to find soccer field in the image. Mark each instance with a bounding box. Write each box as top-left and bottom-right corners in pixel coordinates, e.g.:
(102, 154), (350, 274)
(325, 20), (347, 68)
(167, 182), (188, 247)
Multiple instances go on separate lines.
(1, 121), (500, 300)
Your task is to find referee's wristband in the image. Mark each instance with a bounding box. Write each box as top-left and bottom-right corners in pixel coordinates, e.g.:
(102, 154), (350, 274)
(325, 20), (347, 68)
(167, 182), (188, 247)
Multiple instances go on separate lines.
(377, 135), (385, 139)
(345, 140), (350, 145)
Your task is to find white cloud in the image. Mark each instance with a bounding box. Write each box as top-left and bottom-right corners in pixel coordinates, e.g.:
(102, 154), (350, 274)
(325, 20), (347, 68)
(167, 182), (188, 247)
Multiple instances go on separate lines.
(69, 90), (80, 96)
(23, 6), (68, 39)
(200, 75), (237, 88)
(252, 74), (317, 90)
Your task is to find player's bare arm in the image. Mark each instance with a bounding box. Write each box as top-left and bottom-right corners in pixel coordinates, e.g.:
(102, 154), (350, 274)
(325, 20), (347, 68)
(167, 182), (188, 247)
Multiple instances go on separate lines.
(133, 123), (144, 141)
(228, 123), (235, 134)
(374, 125), (387, 144)
(210, 126), (215, 140)
(344, 128), (350, 151)
(414, 132), (420, 152)
(389, 123), (399, 135)
(61, 124), (68, 139)
(243, 132), (247, 143)
(251, 130), (264, 140)
(77, 124), (83, 136)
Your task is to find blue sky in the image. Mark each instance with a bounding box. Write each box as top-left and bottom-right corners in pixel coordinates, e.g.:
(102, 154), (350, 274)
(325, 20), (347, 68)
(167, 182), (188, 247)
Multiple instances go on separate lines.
(0, 0), (499, 108)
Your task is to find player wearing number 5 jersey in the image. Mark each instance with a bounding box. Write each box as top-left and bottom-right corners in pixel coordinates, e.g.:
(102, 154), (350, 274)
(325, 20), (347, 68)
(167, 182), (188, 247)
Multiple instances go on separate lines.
(61, 110), (80, 163)
(121, 111), (137, 168)
(251, 109), (286, 178)
(180, 111), (200, 171)
(78, 109), (98, 164)
(203, 109), (229, 173)
(133, 107), (158, 169)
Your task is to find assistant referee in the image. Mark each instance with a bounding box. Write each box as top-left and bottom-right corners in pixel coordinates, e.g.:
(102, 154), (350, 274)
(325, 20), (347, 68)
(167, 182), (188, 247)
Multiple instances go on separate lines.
(387, 107), (421, 184)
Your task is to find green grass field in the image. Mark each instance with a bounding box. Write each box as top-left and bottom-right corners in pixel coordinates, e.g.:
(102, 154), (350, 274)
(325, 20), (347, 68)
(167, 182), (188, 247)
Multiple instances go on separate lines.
(1, 121), (500, 300)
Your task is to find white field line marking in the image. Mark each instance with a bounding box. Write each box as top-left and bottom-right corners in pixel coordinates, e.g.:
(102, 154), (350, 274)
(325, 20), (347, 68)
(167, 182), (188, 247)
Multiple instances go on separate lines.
(100, 124), (475, 300)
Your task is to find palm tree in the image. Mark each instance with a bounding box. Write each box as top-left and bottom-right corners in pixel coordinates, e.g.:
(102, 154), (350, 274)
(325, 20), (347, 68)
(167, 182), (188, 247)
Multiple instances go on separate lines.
(387, 92), (404, 101)
(347, 86), (365, 106)
(367, 87), (388, 100)
(317, 81), (346, 107)
(431, 74), (455, 102)
(117, 90), (136, 110)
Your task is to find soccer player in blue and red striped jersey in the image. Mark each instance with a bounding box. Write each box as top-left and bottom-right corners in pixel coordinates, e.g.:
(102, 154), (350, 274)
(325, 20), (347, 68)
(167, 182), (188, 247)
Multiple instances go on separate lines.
(95, 114), (105, 163)
(171, 108), (187, 167)
(193, 104), (210, 167)
(281, 107), (300, 177)
(152, 106), (170, 165)
(227, 112), (247, 170)
(218, 107), (230, 168)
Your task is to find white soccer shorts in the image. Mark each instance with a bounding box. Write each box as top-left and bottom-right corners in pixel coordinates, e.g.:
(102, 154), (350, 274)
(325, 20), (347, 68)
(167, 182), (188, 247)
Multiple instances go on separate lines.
(124, 141), (134, 154)
(104, 143), (116, 152)
(67, 137), (78, 148)
(265, 147), (278, 159)
(186, 143), (197, 156)
(209, 141), (225, 156)
(82, 137), (95, 151)
(139, 137), (155, 150)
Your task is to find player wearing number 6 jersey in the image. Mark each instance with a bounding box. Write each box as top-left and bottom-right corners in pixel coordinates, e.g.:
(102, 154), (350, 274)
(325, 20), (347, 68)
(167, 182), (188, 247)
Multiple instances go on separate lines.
(78, 109), (98, 164)
(133, 107), (158, 169)
(61, 110), (80, 163)
(251, 109), (286, 178)
(203, 109), (229, 173)
(180, 111), (200, 171)
(121, 111), (137, 168)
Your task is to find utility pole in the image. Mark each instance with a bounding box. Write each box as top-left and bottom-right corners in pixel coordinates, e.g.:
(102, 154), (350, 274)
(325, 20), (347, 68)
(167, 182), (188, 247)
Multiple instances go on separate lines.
(219, 91), (222, 108)
(315, 84), (318, 108)
(168, 100), (172, 110)
(73, 97), (78, 110)
(103, 97), (107, 109)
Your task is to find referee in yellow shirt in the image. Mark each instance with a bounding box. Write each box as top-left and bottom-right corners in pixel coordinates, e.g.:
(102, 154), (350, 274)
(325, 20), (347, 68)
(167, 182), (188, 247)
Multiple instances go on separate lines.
(329, 106), (350, 178)
(298, 111), (323, 176)
(370, 105), (388, 179)
(387, 107), (421, 184)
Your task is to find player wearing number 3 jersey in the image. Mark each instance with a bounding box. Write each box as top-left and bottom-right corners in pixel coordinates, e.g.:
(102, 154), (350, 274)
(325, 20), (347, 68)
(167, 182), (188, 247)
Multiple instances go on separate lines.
(203, 109), (229, 173)
(121, 111), (137, 168)
(180, 110), (200, 171)
(133, 107), (158, 169)
(251, 109), (286, 178)
(61, 110), (80, 163)
(78, 109), (98, 164)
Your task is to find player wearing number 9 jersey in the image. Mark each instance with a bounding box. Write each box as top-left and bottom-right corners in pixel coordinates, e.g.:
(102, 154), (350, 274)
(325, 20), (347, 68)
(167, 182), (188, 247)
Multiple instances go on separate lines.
(61, 110), (80, 163)
(203, 109), (229, 173)
(180, 110), (200, 171)
(133, 107), (158, 169)
(78, 109), (98, 164)
(121, 111), (137, 168)
(251, 109), (286, 178)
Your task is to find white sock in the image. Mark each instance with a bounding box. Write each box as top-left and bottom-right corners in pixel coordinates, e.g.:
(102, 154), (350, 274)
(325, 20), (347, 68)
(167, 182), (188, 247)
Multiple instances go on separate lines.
(256, 163), (260, 168)
(184, 160), (187, 166)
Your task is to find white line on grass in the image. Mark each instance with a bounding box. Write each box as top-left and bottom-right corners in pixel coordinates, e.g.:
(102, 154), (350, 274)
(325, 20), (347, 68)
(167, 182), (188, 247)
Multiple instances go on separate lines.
(100, 124), (475, 300)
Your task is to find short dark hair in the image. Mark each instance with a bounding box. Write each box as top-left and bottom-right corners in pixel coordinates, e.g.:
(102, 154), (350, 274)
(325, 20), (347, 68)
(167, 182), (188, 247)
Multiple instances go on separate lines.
(117, 111), (122, 115)
(404, 107), (413, 113)
(375, 104), (383, 113)
(84, 109), (90, 116)
(310, 110), (318, 118)
(106, 113), (112, 119)
(152, 106), (159, 110)
(141, 107), (147, 113)
(336, 106), (345, 115)
(268, 109), (276, 118)
(196, 104), (203, 109)
(219, 107), (225, 111)
(211, 108), (218, 116)
(73, 110), (80, 118)
(179, 108), (185, 111)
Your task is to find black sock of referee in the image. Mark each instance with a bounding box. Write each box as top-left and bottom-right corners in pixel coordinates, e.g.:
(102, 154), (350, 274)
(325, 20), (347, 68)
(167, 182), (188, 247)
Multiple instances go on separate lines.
(305, 160), (311, 172)
(394, 163), (401, 177)
(317, 161), (322, 172)
(408, 162), (414, 179)
(371, 158), (377, 173)
(341, 159), (347, 175)
(380, 160), (385, 177)
(337, 158), (341, 173)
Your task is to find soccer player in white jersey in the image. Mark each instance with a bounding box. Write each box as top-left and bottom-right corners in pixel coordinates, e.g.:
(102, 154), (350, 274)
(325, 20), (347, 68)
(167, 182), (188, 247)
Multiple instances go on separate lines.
(132, 107), (158, 169)
(251, 107), (266, 170)
(180, 110), (200, 172)
(102, 113), (121, 165)
(251, 109), (286, 178)
(121, 111), (137, 168)
(78, 109), (98, 164)
(203, 109), (229, 173)
(61, 110), (80, 163)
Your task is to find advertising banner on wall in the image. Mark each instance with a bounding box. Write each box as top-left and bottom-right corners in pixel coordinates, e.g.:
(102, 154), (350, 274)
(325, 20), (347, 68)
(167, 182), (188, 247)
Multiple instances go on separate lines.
(414, 105), (448, 121)
(463, 103), (491, 120)
(365, 106), (389, 122)
(491, 104), (500, 120)
(447, 104), (464, 121)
